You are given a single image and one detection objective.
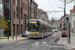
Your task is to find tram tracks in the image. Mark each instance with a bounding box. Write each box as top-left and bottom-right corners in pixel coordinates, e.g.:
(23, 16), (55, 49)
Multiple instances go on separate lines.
(28, 33), (60, 50)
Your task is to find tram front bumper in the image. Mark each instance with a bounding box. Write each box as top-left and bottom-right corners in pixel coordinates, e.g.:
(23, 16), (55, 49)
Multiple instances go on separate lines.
(27, 34), (40, 38)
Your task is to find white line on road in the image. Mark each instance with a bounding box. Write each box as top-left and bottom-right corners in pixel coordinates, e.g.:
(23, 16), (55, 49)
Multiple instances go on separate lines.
(42, 42), (47, 44)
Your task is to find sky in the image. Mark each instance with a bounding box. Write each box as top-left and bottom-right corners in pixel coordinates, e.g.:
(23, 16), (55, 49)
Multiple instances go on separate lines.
(0, 4), (2, 7)
(0, 0), (74, 20)
(35, 0), (75, 20)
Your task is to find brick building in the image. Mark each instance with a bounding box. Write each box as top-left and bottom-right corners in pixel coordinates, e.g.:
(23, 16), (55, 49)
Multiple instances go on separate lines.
(2, 0), (38, 36)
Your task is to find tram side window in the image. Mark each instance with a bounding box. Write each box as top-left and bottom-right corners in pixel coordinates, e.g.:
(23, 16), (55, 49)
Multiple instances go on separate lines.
(39, 24), (43, 32)
(47, 27), (48, 32)
(49, 27), (52, 32)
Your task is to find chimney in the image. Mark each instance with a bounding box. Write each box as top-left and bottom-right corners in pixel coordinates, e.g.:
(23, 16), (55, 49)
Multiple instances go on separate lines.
(73, 6), (75, 13)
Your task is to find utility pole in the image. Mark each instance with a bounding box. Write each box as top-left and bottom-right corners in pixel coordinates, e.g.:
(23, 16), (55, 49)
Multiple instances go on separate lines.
(60, 0), (71, 44)
(64, 0), (71, 44)
(66, 17), (71, 44)
(64, 0), (66, 25)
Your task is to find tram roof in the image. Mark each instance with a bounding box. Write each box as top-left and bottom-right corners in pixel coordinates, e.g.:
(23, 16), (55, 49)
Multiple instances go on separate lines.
(29, 19), (53, 27)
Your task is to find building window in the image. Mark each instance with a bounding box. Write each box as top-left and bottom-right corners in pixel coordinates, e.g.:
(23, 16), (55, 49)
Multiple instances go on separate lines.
(27, 0), (29, 20)
(20, 0), (23, 19)
(17, 24), (18, 35)
(4, 0), (10, 19)
(21, 8), (23, 19)
(16, 0), (18, 6)
(16, 7), (18, 19)
(14, 11), (15, 18)
(28, 0), (31, 2)
(14, 0), (15, 4)
(24, 14), (26, 30)
(32, 2), (34, 5)
(16, 0), (18, 19)
(20, 0), (22, 8)
(13, 24), (15, 35)
(21, 25), (22, 34)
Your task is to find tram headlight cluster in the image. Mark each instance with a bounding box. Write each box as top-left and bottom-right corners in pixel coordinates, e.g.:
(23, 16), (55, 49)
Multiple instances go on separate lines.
(27, 32), (29, 34)
(37, 32), (39, 34)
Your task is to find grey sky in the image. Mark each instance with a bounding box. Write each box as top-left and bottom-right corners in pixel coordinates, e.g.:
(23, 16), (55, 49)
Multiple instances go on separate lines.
(0, 0), (74, 20)
(35, 0), (74, 20)
(0, 4), (2, 7)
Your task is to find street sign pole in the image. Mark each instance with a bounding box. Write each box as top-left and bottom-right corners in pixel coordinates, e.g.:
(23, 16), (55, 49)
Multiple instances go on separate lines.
(66, 17), (71, 44)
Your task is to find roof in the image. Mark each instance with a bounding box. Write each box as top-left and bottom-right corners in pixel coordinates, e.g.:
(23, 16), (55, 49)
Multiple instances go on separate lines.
(38, 9), (47, 13)
(32, 0), (38, 6)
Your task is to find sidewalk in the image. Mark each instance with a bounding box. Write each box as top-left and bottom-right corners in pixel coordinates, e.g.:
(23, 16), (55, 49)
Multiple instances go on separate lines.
(57, 32), (75, 49)
(0, 35), (27, 43)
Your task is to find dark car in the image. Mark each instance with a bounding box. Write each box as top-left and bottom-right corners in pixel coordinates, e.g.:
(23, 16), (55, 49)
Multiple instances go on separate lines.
(22, 31), (28, 37)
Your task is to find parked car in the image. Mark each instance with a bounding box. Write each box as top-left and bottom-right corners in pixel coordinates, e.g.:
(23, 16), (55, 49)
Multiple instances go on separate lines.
(62, 31), (67, 37)
(22, 31), (28, 37)
(54, 29), (58, 32)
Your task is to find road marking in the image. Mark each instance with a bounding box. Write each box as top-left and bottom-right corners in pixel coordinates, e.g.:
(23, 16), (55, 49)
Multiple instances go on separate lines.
(64, 47), (72, 49)
(35, 42), (39, 46)
(17, 41), (25, 43)
(32, 42), (39, 46)
(51, 45), (63, 48)
(42, 42), (47, 44)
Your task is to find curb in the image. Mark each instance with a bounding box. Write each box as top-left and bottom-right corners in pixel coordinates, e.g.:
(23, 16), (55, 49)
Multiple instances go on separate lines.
(0, 37), (27, 43)
(57, 37), (75, 49)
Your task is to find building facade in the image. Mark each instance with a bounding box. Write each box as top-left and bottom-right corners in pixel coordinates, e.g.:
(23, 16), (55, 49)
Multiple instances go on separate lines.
(0, 0), (2, 4)
(70, 6), (75, 32)
(38, 9), (48, 22)
(2, 0), (38, 36)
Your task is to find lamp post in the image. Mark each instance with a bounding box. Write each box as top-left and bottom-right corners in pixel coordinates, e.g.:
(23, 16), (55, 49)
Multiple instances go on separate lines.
(8, 0), (11, 41)
(60, 0), (66, 25)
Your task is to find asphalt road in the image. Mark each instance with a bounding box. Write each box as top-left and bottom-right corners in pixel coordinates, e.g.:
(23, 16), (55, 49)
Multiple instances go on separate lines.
(0, 31), (72, 50)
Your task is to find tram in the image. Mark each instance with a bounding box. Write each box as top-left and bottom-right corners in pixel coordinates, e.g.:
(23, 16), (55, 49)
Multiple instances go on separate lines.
(27, 19), (53, 38)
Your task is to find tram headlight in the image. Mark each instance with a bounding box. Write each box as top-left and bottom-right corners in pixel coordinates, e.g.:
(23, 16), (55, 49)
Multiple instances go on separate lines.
(27, 32), (29, 34)
(37, 32), (39, 34)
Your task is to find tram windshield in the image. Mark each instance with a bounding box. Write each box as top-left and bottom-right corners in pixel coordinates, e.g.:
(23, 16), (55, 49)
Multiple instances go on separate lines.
(28, 24), (39, 32)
